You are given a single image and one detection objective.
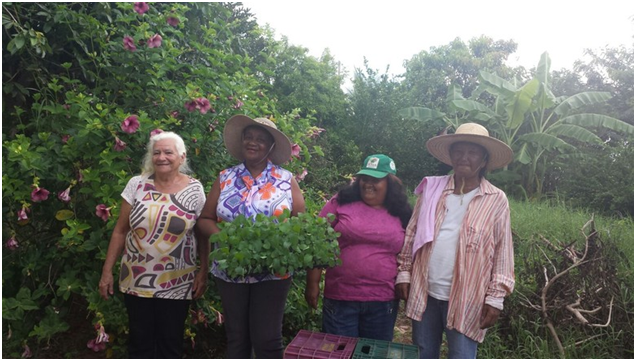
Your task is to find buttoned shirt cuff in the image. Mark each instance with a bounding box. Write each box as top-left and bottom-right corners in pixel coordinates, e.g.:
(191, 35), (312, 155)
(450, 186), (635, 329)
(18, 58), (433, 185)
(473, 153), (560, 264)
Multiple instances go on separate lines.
(396, 271), (411, 285)
(485, 296), (504, 310)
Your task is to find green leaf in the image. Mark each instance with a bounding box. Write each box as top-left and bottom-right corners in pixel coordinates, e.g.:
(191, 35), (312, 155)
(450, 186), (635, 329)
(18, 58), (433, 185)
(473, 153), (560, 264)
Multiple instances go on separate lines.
(546, 124), (603, 144)
(506, 79), (539, 129)
(553, 92), (612, 116)
(517, 132), (576, 152)
(55, 209), (75, 221)
(398, 107), (445, 122)
(451, 100), (494, 115)
(561, 114), (633, 134)
(479, 70), (516, 95)
(535, 52), (551, 86)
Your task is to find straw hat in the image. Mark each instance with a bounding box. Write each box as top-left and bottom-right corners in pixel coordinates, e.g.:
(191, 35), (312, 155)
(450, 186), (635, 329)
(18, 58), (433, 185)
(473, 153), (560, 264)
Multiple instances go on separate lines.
(426, 123), (513, 170)
(223, 115), (292, 165)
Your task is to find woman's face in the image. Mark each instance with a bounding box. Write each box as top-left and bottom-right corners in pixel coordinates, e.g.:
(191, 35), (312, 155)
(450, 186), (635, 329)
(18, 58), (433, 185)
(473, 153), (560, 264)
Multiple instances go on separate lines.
(449, 142), (487, 180)
(153, 138), (183, 175)
(242, 126), (274, 164)
(359, 175), (388, 208)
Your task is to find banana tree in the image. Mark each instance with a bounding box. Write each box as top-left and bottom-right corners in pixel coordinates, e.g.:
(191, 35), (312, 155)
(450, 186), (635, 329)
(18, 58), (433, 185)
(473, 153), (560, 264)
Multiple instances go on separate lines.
(400, 52), (633, 198)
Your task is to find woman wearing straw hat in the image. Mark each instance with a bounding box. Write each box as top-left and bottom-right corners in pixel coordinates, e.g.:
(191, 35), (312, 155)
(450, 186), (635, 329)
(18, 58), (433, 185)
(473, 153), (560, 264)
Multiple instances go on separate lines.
(395, 123), (515, 359)
(196, 115), (305, 358)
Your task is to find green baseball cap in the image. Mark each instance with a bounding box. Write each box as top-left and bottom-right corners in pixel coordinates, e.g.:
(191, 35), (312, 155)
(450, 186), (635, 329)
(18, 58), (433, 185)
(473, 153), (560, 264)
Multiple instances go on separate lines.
(356, 154), (397, 178)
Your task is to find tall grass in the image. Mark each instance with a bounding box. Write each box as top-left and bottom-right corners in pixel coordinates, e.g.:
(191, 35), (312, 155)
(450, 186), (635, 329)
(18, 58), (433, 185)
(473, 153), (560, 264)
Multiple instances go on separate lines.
(479, 199), (634, 358)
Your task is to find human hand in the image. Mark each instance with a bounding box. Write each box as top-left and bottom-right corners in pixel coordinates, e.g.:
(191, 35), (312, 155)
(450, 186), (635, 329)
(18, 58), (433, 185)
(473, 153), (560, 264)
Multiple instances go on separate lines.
(395, 283), (410, 301)
(479, 304), (501, 329)
(304, 282), (320, 309)
(192, 271), (208, 299)
(98, 272), (114, 300)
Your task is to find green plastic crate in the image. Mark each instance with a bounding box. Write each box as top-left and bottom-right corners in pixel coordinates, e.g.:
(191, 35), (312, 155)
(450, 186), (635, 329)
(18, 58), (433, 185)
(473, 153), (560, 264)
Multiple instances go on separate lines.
(352, 338), (419, 359)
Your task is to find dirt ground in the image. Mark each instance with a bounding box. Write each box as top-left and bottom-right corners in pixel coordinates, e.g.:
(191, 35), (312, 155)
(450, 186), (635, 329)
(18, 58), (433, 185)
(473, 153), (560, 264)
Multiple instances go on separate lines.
(393, 301), (413, 345)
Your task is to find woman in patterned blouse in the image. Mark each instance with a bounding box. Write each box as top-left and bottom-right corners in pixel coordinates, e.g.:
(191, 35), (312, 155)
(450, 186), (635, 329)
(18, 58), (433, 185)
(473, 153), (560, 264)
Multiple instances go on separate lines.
(197, 115), (305, 358)
(98, 131), (207, 358)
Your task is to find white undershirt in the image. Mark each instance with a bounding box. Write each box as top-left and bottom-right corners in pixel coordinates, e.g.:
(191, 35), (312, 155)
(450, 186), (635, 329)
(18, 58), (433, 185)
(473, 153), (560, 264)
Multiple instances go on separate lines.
(427, 188), (478, 301)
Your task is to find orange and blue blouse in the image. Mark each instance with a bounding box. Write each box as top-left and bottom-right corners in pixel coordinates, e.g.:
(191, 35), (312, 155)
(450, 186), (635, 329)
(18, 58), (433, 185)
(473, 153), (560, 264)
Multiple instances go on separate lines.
(212, 161), (294, 283)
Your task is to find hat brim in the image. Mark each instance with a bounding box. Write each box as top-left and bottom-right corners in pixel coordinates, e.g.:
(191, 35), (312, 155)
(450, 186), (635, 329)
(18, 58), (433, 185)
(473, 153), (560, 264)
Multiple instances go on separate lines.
(223, 115), (292, 165)
(426, 133), (513, 171)
(356, 169), (389, 178)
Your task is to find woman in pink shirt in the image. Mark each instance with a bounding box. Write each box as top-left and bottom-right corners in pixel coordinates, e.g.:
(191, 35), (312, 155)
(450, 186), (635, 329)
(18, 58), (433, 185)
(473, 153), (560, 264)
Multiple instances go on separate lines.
(305, 154), (412, 341)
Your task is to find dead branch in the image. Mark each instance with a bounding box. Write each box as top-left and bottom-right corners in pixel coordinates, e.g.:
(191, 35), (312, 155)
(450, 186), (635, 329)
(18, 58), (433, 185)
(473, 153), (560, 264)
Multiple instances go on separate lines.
(539, 215), (596, 358)
(589, 297), (614, 328)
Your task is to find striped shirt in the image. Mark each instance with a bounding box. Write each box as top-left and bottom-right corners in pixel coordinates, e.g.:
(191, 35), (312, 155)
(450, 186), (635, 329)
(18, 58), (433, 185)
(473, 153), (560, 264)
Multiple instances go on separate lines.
(396, 176), (514, 342)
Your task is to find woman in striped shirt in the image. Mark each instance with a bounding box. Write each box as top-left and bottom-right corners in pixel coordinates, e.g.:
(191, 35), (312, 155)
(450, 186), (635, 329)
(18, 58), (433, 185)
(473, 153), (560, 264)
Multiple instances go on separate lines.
(395, 123), (515, 359)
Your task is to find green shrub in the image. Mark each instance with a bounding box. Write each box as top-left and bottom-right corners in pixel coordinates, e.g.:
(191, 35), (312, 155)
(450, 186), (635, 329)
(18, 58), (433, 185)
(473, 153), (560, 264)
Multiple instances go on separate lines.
(2, 3), (318, 357)
(210, 210), (340, 279)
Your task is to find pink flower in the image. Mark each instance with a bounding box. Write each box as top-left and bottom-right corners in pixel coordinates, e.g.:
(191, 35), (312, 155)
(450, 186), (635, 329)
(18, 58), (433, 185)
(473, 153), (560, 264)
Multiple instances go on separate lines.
(58, 187), (72, 203)
(95, 324), (109, 344)
(61, 134), (71, 144)
(308, 127), (325, 139)
(6, 236), (18, 250)
(17, 207), (28, 221)
(185, 98), (211, 114)
(167, 16), (180, 27)
(123, 36), (136, 52)
(233, 99), (244, 109)
(184, 100), (197, 112)
(150, 129), (164, 138)
(147, 34), (162, 48)
(215, 310), (224, 325)
(31, 186), (50, 202)
(196, 98), (211, 114)
(113, 136), (127, 152)
(170, 111), (179, 118)
(87, 339), (106, 352)
(63, 104), (71, 110)
(121, 115), (140, 134)
(21, 344), (31, 358)
(95, 204), (111, 222)
(295, 169), (308, 182)
(133, 2), (149, 15)
(291, 144), (301, 158)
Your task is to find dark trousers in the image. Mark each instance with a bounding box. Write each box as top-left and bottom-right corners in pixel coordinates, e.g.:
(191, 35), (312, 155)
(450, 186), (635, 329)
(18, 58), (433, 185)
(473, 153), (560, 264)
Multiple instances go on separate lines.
(124, 294), (190, 359)
(216, 277), (292, 359)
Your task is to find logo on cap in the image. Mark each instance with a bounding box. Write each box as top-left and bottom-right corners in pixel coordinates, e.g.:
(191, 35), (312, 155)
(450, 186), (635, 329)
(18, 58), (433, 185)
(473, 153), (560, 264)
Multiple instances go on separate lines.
(366, 157), (380, 169)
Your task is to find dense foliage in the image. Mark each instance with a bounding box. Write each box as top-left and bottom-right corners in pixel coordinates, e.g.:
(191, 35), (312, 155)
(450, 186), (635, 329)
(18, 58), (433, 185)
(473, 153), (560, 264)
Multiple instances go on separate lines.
(2, 1), (633, 358)
(211, 210), (340, 278)
(2, 2), (318, 357)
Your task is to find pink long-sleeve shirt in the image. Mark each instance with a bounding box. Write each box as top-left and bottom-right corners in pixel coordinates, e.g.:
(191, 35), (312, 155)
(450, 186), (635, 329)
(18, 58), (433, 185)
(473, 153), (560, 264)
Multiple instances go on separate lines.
(321, 196), (405, 302)
(396, 176), (515, 342)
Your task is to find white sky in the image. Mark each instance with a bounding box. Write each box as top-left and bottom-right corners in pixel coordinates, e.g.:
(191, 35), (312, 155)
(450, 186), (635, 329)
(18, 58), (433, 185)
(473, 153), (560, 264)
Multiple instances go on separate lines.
(242, 1), (634, 86)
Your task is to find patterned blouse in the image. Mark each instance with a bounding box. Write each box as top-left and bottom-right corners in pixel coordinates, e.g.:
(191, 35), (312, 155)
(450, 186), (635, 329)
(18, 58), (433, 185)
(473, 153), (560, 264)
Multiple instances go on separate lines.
(118, 174), (205, 300)
(211, 161), (294, 283)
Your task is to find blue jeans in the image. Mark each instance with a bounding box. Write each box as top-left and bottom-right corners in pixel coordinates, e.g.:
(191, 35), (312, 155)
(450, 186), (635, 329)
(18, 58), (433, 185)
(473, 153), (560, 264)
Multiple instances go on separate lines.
(412, 295), (478, 359)
(322, 298), (399, 341)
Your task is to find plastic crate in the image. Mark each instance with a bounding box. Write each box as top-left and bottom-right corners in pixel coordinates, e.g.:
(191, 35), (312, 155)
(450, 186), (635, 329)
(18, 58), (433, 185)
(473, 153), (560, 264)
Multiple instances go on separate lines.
(352, 338), (419, 359)
(284, 330), (358, 359)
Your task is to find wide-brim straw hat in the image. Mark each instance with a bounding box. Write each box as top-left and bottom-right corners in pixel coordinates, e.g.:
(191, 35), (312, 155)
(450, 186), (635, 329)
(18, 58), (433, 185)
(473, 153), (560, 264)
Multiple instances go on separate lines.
(223, 115), (292, 165)
(426, 123), (513, 171)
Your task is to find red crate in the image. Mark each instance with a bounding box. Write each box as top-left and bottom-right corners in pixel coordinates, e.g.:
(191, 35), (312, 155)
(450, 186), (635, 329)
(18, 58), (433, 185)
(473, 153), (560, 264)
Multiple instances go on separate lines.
(284, 330), (358, 359)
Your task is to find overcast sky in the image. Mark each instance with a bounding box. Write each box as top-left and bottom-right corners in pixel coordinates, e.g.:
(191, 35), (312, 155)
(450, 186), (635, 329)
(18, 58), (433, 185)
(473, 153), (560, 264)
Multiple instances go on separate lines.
(241, 1), (633, 86)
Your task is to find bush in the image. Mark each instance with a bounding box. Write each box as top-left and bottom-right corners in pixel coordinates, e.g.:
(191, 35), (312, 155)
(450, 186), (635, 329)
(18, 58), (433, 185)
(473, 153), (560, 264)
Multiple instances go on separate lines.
(2, 3), (318, 357)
